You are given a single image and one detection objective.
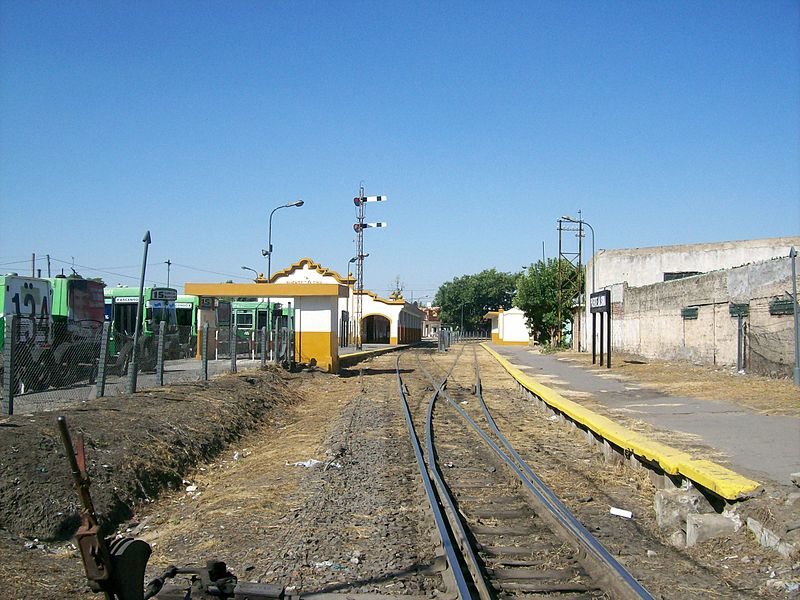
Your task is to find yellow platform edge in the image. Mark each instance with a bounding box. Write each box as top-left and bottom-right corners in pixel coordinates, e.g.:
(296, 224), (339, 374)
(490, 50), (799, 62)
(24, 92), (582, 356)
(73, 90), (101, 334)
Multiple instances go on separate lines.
(480, 343), (761, 501)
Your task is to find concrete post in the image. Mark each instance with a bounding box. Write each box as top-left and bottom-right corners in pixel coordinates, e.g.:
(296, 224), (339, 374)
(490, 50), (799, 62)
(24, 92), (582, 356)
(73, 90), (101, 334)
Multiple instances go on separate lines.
(201, 322), (209, 381)
(230, 325), (237, 374)
(2, 316), (15, 415)
(157, 320), (166, 387)
(94, 321), (111, 399)
(260, 326), (267, 368)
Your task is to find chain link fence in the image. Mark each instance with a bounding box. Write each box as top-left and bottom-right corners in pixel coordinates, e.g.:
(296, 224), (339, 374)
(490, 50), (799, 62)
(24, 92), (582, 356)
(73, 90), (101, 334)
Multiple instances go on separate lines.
(749, 322), (795, 379)
(1, 316), (295, 416)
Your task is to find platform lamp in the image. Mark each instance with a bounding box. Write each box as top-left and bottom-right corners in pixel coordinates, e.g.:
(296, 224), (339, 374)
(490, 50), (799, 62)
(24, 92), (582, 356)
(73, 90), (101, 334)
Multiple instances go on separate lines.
(345, 254), (368, 346)
(264, 200), (304, 279)
(241, 266), (259, 281)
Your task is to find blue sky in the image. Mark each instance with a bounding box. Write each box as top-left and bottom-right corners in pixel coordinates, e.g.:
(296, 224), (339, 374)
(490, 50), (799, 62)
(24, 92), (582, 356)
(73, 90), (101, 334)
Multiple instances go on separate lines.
(2, 1), (798, 304)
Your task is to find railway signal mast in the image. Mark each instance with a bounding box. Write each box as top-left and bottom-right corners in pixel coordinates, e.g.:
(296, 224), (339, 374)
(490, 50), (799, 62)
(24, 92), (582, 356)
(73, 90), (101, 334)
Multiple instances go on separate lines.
(353, 184), (387, 350)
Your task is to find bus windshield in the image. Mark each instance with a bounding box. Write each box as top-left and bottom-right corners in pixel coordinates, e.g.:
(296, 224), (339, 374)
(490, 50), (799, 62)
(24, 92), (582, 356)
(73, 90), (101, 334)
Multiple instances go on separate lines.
(146, 301), (177, 330)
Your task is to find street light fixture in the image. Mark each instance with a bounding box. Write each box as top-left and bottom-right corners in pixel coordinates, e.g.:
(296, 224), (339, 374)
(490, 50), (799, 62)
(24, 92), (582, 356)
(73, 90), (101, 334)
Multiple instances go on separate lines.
(241, 266), (259, 281)
(265, 200), (304, 279)
(346, 253), (369, 278)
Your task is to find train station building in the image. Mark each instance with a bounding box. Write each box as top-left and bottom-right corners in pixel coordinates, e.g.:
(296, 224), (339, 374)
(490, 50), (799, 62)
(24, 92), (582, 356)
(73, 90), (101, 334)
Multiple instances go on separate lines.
(269, 258), (423, 346)
(185, 257), (423, 372)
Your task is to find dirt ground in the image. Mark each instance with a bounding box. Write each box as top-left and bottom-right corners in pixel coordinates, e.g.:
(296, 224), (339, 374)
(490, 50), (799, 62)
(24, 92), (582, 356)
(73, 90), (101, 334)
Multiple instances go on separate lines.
(0, 347), (797, 599)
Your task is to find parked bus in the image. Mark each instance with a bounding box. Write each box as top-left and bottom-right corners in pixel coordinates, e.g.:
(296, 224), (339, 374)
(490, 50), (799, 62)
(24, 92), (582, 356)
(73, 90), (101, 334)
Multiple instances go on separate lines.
(104, 286), (180, 372)
(0, 274), (54, 391)
(175, 294), (198, 357)
(230, 300), (294, 359)
(49, 274), (105, 385)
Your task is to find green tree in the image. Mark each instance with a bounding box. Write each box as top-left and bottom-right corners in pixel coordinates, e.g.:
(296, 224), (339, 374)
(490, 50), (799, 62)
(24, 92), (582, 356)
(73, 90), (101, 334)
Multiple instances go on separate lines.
(434, 269), (519, 331)
(514, 258), (578, 345)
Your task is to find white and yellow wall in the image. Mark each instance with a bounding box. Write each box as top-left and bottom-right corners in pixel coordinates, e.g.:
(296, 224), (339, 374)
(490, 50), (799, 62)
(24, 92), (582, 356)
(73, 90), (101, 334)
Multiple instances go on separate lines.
(184, 280), (347, 372)
(357, 290), (423, 344)
(270, 258), (423, 346)
(484, 307), (530, 346)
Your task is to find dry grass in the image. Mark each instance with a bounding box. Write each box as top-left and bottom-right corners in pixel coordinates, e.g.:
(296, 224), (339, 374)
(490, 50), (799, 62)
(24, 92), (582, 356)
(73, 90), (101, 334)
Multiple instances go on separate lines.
(555, 350), (800, 417)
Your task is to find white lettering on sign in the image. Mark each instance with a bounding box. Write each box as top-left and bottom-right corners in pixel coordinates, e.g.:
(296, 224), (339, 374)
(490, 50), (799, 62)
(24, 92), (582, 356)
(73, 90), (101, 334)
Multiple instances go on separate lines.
(175, 302), (193, 309)
(590, 295), (607, 309)
(590, 291), (611, 314)
(115, 296), (139, 304)
(152, 288), (178, 301)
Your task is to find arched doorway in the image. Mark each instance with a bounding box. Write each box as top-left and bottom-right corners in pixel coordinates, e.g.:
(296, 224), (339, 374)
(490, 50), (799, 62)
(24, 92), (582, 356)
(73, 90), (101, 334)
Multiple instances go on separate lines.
(362, 314), (390, 344)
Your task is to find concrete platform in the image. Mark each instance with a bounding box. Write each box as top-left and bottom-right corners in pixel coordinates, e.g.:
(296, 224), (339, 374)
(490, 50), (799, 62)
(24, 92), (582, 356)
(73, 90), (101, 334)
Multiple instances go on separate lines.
(338, 343), (416, 368)
(482, 343), (800, 497)
(339, 343), (398, 356)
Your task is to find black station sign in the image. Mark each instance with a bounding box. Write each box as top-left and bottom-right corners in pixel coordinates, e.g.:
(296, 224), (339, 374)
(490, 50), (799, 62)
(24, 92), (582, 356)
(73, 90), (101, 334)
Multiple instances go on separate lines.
(590, 290), (611, 314)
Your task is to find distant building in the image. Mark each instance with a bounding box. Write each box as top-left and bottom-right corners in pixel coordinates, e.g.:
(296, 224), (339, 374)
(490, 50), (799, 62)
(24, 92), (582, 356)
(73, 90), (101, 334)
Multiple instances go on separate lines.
(483, 307), (530, 346)
(422, 306), (441, 339)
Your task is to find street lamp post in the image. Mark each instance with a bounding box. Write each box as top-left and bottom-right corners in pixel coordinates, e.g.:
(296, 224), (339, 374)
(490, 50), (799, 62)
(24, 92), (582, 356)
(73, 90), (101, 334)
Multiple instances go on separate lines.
(265, 200), (304, 279)
(127, 231), (151, 395)
(790, 247), (799, 387)
(345, 254), (368, 347)
(346, 256), (357, 347)
(241, 266), (259, 281)
(346, 256), (358, 281)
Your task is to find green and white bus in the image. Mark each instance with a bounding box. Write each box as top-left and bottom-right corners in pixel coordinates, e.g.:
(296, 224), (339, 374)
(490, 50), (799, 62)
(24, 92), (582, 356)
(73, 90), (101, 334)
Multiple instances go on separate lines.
(104, 286), (180, 371)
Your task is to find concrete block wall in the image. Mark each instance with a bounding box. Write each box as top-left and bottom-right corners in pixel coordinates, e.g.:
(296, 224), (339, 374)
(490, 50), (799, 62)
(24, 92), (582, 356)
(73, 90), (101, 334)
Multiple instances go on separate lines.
(610, 257), (796, 375)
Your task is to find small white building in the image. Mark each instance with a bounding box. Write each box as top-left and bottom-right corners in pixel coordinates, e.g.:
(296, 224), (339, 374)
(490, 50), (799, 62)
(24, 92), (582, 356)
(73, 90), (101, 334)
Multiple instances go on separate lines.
(483, 307), (530, 346)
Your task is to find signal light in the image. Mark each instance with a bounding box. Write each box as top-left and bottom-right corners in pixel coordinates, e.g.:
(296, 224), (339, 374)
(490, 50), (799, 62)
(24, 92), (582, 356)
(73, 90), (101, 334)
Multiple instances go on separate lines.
(353, 223), (363, 232)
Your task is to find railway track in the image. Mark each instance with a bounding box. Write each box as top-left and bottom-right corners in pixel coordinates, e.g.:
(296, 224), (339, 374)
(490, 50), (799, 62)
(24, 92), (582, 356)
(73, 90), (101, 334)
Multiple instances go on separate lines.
(396, 343), (654, 600)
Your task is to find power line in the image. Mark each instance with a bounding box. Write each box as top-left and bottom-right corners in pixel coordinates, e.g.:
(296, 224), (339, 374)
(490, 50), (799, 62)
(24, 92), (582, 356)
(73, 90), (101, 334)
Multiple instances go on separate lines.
(169, 262), (246, 280)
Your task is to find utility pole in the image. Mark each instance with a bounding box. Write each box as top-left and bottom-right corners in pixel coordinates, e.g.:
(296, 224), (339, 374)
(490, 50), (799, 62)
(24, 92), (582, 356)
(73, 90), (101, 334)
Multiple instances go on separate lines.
(557, 214), (583, 348)
(791, 247), (799, 387)
(165, 259), (172, 288)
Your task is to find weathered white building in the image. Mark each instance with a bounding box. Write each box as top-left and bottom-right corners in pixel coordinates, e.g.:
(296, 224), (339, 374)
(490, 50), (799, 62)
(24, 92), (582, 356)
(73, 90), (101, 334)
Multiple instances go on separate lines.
(578, 237), (800, 375)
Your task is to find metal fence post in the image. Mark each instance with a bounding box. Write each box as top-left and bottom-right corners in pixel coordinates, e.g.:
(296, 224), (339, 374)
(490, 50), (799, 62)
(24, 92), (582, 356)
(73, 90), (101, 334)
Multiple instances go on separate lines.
(736, 314), (743, 373)
(260, 327), (267, 368)
(94, 321), (111, 399)
(2, 315), (15, 415)
(201, 322), (209, 381)
(157, 320), (166, 386)
(273, 327), (280, 365)
(230, 325), (237, 374)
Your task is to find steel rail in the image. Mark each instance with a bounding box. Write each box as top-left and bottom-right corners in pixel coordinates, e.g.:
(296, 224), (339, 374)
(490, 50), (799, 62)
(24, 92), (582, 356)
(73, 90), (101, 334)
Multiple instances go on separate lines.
(465, 347), (655, 600)
(419, 349), (494, 600)
(395, 352), (472, 600)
